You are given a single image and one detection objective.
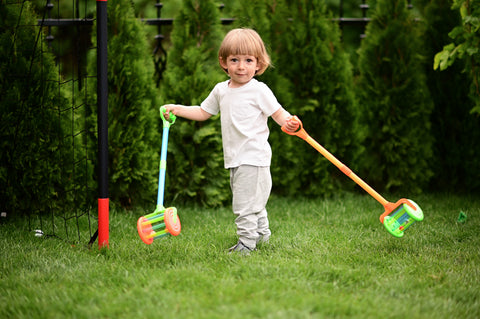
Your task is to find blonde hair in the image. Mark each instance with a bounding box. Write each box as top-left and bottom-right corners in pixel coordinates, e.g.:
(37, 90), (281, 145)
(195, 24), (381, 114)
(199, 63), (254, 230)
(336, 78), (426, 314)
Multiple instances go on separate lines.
(218, 28), (271, 76)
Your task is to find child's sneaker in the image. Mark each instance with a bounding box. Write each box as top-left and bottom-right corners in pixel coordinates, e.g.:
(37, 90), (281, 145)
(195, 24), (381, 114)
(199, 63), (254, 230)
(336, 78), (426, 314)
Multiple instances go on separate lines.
(228, 241), (255, 255)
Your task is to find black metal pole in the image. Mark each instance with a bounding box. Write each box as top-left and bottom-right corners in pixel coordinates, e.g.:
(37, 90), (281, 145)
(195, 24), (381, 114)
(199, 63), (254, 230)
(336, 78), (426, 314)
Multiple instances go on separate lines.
(96, 0), (109, 248)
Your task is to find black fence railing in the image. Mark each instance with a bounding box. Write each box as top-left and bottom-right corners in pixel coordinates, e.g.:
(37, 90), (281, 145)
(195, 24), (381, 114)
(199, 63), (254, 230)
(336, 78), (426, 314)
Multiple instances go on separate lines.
(37, 1), (415, 83)
(38, 1), (402, 40)
(38, 1), (390, 80)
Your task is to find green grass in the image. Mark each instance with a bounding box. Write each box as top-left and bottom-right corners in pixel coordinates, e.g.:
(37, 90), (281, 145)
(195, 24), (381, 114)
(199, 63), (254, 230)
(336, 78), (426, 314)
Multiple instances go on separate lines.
(1, 193), (479, 318)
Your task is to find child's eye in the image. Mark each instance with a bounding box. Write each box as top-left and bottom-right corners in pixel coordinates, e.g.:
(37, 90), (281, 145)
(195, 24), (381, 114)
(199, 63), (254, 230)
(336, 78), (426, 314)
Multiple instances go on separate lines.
(230, 58), (238, 62)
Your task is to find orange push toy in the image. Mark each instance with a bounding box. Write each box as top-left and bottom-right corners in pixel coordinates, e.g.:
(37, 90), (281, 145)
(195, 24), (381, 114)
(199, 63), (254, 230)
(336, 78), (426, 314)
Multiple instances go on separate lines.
(282, 116), (423, 238)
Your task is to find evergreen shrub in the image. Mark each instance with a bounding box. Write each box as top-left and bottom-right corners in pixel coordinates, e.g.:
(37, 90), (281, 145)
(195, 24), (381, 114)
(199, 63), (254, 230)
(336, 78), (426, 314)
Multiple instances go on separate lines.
(275, 0), (362, 197)
(356, 0), (434, 193)
(423, 0), (480, 193)
(0, 2), (91, 216)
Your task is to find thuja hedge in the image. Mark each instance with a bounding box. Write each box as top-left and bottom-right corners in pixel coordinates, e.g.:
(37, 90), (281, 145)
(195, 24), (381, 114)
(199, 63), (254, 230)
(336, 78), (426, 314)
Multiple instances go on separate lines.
(356, 0), (434, 193)
(3, 0), (480, 215)
(81, 0), (480, 207)
(0, 2), (93, 216)
(91, 0), (479, 207)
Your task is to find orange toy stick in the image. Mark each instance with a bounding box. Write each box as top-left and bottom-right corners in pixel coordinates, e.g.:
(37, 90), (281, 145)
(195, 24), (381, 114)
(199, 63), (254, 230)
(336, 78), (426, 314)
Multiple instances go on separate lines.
(282, 116), (423, 237)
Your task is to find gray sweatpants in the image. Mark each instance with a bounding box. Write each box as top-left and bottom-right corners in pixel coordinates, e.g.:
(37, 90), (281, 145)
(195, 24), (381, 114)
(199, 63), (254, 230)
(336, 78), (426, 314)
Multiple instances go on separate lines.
(230, 165), (272, 249)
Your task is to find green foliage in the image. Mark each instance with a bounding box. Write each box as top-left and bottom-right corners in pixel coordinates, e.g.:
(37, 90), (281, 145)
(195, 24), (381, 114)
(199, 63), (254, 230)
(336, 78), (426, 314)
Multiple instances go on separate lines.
(5, 0), (480, 217)
(0, 2), (92, 216)
(160, 0), (230, 207)
(422, 0), (480, 193)
(433, 0), (480, 114)
(86, 0), (161, 207)
(277, 0), (362, 196)
(356, 0), (434, 193)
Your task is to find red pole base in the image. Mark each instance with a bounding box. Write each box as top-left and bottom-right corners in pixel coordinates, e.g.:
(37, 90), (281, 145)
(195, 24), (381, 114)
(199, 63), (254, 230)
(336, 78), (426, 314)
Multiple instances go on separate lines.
(98, 198), (109, 249)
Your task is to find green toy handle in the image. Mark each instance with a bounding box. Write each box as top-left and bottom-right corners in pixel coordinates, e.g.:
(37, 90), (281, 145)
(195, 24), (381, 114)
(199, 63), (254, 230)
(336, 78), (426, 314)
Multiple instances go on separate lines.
(159, 106), (176, 128)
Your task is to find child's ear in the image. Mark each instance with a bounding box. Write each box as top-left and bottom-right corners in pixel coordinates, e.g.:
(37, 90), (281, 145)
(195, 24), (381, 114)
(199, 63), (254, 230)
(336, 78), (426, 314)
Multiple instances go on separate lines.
(254, 64), (261, 74)
(219, 57), (229, 74)
(219, 57), (228, 69)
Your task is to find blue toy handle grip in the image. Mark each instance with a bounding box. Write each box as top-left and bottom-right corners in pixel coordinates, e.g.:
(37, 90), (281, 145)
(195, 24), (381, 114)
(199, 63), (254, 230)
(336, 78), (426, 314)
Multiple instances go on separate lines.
(160, 106), (176, 128)
(156, 106), (175, 208)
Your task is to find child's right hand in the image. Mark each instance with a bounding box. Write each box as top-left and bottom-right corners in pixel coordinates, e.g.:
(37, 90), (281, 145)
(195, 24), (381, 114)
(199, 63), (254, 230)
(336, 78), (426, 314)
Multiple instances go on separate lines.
(162, 104), (176, 121)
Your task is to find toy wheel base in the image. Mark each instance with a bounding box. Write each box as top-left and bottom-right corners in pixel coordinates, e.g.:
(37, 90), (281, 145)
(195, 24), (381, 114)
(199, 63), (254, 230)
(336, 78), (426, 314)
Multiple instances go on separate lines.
(383, 216), (405, 238)
(137, 217), (154, 245)
(404, 200), (424, 221)
(164, 207), (181, 236)
(383, 199), (424, 238)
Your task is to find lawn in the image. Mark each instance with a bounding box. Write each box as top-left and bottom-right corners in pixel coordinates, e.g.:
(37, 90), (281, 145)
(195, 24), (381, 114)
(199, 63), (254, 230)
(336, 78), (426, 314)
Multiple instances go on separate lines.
(1, 193), (479, 318)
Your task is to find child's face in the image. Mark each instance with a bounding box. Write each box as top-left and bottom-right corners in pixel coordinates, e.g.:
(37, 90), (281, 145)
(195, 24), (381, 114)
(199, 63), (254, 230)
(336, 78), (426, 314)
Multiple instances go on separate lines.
(220, 54), (260, 88)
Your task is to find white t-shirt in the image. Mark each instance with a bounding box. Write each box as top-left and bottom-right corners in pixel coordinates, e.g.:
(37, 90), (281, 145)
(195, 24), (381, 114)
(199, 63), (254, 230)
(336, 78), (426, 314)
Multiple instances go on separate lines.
(200, 78), (281, 169)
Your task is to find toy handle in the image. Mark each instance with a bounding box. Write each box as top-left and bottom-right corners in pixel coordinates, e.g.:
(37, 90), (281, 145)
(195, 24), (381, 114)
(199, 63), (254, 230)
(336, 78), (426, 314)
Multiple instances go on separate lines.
(283, 114), (391, 209)
(281, 116), (309, 140)
(160, 106), (176, 128)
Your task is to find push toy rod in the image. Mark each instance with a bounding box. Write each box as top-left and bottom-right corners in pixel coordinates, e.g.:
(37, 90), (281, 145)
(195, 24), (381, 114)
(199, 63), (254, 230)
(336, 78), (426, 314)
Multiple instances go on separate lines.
(282, 116), (423, 237)
(156, 105), (176, 209)
(137, 106), (181, 244)
(283, 118), (389, 207)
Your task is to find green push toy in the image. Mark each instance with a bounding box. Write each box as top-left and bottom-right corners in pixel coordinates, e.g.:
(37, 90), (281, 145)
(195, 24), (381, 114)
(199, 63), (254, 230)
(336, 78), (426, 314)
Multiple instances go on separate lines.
(137, 106), (181, 244)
